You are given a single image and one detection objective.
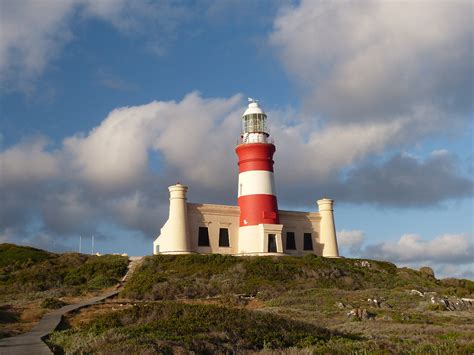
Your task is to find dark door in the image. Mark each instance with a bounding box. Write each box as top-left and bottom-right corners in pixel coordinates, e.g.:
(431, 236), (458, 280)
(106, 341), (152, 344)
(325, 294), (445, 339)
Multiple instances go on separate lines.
(268, 234), (277, 253)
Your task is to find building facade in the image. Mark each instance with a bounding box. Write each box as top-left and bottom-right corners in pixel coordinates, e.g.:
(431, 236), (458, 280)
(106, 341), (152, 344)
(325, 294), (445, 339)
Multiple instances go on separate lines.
(153, 100), (339, 257)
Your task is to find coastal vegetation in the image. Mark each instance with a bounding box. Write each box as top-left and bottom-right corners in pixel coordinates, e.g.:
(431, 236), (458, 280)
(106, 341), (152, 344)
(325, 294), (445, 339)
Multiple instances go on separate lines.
(0, 243), (128, 338)
(1, 245), (473, 353)
(50, 254), (473, 353)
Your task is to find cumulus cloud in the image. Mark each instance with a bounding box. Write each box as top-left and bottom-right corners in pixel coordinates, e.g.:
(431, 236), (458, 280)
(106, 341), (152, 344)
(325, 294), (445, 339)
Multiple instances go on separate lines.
(0, 93), (242, 241)
(337, 231), (473, 279)
(337, 229), (365, 255)
(364, 233), (474, 265)
(271, 0), (472, 123)
(0, 0), (190, 91)
(0, 136), (59, 185)
(269, 0), (473, 185)
(62, 92), (242, 192)
(333, 151), (473, 207)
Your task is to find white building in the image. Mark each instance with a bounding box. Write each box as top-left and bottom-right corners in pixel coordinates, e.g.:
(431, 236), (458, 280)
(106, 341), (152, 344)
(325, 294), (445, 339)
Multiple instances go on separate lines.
(153, 100), (339, 257)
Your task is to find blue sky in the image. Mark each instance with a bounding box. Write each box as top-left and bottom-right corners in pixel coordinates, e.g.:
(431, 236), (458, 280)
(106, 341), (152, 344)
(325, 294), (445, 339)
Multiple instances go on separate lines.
(0, 0), (472, 278)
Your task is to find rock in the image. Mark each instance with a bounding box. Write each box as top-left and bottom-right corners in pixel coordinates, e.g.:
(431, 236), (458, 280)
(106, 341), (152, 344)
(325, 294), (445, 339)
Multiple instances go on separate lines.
(410, 289), (424, 297)
(419, 267), (435, 278)
(368, 297), (391, 308)
(428, 296), (473, 311)
(347, 308), (376, 320)
(366, 310), (376, 319)
(354, 260), (372, 268)
(336, 302), (346, 309)
(367, 298), (380, 307)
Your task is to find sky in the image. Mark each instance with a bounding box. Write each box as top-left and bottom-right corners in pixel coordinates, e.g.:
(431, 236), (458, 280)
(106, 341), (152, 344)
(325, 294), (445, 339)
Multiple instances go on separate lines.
(0, 0), (472, 279)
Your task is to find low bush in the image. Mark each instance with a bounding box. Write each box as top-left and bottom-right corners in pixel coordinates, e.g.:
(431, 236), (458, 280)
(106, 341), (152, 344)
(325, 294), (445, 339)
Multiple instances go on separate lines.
(0, 244), (128, 297)
(48, 302), (351, 353)
(41, 297), (66, 309)
(122, 254), (460, 301)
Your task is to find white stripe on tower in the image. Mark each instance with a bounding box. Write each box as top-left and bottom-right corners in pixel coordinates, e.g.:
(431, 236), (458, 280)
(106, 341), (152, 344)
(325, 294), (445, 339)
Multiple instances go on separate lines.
(238, 170), (276, 197)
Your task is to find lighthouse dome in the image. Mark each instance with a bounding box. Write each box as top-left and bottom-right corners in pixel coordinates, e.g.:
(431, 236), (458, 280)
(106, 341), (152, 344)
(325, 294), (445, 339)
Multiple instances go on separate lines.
(243, 100), (265, 117)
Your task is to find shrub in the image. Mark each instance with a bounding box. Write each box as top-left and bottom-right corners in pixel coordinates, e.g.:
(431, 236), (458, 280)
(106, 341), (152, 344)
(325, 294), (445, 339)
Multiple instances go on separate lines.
(48, 302), (350, 353)
(0, 243), (53, 268)
(122, 254), (444, 301)
(0, 244), (128, 297)
(41, 297), (66, 309)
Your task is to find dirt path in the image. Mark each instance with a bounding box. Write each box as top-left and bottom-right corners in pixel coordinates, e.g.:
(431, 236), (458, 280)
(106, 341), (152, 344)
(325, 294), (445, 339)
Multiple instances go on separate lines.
(0, 257), (144, 355)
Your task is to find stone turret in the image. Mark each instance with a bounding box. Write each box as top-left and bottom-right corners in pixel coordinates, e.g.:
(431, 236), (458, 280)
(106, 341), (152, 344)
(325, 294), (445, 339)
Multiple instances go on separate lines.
(317, 198), (339, 257)
(153, 184), (191, 254)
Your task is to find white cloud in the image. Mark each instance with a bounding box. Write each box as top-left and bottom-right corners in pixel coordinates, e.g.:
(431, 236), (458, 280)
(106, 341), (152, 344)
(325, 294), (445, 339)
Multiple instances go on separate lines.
(337, 231), (473, 278)
(267, 1), (473, 205)
(364, 233), (474, 265)
(270, 0), (472, 121)
(338, 229), (365, 255)
(0, 136), (59, 186)
(62, 92), (242, 191)
(0, 0), (190, 91)
(0, 92), (242, 239)
(0, 0), (75, 90)
(269, 0), (473, 172)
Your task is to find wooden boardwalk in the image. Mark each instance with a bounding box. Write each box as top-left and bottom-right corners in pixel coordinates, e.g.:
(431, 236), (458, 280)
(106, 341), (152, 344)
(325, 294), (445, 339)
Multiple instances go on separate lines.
(0, 257), (143, 355)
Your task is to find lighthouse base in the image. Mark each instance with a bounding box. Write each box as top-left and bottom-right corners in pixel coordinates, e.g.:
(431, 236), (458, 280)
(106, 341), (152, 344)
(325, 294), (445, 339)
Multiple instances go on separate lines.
(237, 224), (284, 255)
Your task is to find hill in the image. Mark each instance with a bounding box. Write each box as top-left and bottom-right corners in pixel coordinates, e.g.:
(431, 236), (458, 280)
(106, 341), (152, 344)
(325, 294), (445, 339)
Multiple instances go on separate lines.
(47, 254), (474, 354)
(0, 243), (128, 338)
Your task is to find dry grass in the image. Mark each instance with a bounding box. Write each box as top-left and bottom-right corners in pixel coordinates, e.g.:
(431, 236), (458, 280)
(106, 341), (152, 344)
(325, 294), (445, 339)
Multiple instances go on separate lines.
(0, 302), (47, 337)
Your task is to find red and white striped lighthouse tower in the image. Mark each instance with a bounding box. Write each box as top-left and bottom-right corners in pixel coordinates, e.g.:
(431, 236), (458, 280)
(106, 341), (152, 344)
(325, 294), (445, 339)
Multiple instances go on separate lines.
(236, 98), (283, 254)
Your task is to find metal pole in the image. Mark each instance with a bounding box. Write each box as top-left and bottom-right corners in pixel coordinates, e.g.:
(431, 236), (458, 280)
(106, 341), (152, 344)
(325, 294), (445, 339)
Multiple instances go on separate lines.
(91, 235), (94, 255)
(79, 235), (82, 253)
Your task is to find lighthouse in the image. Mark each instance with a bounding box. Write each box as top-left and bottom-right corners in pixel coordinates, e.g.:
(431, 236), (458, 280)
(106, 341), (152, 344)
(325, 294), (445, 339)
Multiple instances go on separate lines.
(153, 98), (339, 257)
(235, 99), (284, 254)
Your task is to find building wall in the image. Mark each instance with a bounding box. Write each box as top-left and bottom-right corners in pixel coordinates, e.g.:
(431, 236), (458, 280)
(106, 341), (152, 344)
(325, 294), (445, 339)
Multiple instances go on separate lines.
(279, 210), (323, 256)
(185, 203), (323, 256)
(187, 203), (240, 254)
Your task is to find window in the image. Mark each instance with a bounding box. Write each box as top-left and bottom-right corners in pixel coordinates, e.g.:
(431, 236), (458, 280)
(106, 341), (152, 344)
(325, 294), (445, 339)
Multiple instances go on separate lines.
(198, 227), (210, 247)
(286, 232), (296, 250)
(243, 113), (267, 133)
(303, 233), (313, 251)
(219, 228), (230, 247)
(268, 234), (277, 253)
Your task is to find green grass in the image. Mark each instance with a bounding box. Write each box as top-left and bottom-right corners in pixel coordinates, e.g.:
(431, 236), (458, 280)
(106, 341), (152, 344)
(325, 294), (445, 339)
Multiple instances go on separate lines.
(0, 244), (128, 297)
(0, 243), (54, 268)
(122, 254), (466, 301)
(46, 253), (474, 354)
(48, 301), (355, 353)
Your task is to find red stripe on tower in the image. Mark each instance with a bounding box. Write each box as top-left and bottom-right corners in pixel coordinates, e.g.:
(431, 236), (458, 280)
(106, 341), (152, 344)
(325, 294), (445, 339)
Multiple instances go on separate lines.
(236, 143), (275, 173)
(236, 99), (279, 227)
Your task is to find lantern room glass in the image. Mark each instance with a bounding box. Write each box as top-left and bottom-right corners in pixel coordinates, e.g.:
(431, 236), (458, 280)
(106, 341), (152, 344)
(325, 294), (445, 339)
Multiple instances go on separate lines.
(243, 113), (268, 135)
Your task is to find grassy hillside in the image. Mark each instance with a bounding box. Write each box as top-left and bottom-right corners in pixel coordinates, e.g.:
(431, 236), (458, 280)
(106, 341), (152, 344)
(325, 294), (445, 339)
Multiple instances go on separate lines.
(48, 301), (355, 353)
(0, 244), (128, 296)
(121, 254), (473, 300)
(0, 243), (54, 268)
(46, 254), (474, 354)
(0, 243), (128, 338)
